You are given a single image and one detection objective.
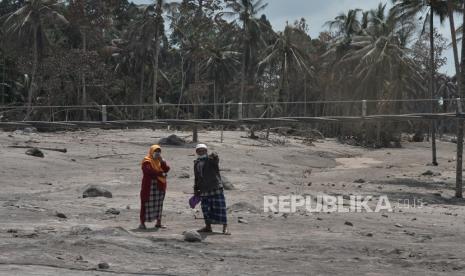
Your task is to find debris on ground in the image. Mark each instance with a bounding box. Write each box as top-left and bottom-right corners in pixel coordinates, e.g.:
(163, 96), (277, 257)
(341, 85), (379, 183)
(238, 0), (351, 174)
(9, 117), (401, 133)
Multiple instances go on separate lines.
(83, 185), (113, 198)
(158, 134), (186, 146)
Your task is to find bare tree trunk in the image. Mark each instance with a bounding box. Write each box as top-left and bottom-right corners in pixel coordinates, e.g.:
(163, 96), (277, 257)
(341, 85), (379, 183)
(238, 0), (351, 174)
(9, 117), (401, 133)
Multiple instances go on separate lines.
(26, 27), (39, 121)
(429, 11), (438, 166)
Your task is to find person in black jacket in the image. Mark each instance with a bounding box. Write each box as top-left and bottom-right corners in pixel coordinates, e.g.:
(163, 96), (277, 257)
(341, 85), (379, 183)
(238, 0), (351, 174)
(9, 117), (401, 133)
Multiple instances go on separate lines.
(194, 143), (230, 235)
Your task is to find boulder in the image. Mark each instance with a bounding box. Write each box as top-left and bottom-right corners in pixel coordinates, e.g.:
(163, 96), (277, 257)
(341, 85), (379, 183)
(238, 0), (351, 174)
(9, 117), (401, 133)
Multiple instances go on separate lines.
(26, 148), (44, 158)
(83, 185), (112, 198)
(183, 230), (202, 242)
(158, 134), (185, 146)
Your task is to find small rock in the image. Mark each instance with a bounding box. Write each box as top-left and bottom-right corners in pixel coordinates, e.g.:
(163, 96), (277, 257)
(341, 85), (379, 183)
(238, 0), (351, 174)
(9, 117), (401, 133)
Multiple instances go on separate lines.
(126, 205), (131, 210)
(183, 230), (202, 242)
(82, 185), (112, 198)
(98, 262), (110, 269)
(178, 172), (190, 179)
(316, 217), (323, 221)
(307, 182), (312, 186)
(56, 212), (67, 219)
(76, 255), (83, 261)
(25, 148), (44, 158)
(412, 218), (417, 221)
(366, 233), (373, 237)
(238, 218), (248, 224)
(268, 181), (275, 185)
(354, 179), (366, 184)
(7, 229), (18, 233)
(105, 208), (120, 215)
(394, 223), (403, 228)
(382, 214), (388, 218)
(344, 221), (354, 227)
(422, 170), (440, 177)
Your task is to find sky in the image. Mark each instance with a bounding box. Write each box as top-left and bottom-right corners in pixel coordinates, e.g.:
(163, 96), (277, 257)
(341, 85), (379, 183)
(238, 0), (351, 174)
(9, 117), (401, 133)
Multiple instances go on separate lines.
(132, 0), (459, 76)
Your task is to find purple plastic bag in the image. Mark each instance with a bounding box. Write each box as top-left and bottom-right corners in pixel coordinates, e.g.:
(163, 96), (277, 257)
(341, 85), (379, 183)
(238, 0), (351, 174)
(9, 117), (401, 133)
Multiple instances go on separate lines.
(189, 195), (201, 209)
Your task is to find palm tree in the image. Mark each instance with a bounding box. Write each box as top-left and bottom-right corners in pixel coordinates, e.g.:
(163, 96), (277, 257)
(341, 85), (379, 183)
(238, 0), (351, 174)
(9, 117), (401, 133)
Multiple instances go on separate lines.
(2, 0), (68, 120)
(258, 24), (313, 111)
(325, 9), (362, 38)
(202, 42), (240, 118)
(226, 0), (268, 103)
(391, 0), (448, 166)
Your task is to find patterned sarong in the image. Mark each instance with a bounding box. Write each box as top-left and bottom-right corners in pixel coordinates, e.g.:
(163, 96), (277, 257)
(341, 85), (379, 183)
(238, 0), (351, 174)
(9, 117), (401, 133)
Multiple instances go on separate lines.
(201, 191), (227, 225)
(144, 181), (165, 222)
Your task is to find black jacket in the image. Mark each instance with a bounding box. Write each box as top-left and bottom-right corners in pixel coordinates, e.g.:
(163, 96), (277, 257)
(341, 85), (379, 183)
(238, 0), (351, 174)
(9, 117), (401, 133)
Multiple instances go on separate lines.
(194, 153), (223, 194)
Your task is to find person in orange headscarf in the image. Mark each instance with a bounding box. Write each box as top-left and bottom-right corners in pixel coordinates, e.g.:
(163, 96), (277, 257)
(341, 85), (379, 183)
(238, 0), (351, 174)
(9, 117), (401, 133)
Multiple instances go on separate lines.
(139, 145), (170, 230)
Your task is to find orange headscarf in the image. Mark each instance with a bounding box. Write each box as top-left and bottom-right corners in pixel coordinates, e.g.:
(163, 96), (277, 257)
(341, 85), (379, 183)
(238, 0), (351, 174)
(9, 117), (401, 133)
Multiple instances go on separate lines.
(142, 145), (167, 185)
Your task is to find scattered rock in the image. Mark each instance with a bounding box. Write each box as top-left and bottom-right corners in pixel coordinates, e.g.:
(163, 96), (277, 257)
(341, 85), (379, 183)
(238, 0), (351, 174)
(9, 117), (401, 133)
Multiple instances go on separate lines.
(105, 208), (120, 215)
(228, 202), (259, 213)
(422, 170), (441, 177)
(366, 233), (373, 237)
(178, 172), (190, 179)
(394, 223), (403, 228)
(56, 212), (67, 219)
(25, 148), (44, 158)
(307, 182), (312, 186)
(98, 262), (110, 269)
(70, 226), (92, 235)
(158, 134), (185, 146)
(7, 229), (18, 233)
(354, 179), (366, 184)
(82, 185), (112, 198)
(344, 221), (354, 227)
(382, 214), (388, 218)
(126, 205), (131, 210)
(238, 218), (248, 224)
(316, 217), (323, 221)
(183, 230), (202, 242)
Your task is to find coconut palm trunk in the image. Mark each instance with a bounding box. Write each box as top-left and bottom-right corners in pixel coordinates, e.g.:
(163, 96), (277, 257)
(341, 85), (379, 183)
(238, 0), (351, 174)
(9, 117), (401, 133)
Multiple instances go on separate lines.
(448, 0), (460, 81)
(152, 0), (162, 119)
(456, 4), (465, 198)
(429, 10), (438, 166)
(139, 64), (145, 120)
(82, 30), (87, 121)
(26, 26), (39, 121)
